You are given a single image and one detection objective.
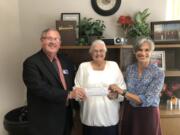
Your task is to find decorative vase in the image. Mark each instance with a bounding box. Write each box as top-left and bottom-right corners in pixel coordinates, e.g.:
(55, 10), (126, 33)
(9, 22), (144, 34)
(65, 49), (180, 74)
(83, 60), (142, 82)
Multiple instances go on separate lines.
(121, 30), (128, 45)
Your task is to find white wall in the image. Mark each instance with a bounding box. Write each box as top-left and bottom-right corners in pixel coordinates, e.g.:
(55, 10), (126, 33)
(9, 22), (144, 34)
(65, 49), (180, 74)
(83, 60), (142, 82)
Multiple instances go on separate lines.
(19, 0), (166, 53)
(0, 0), (26, 135)
(1, 0), (167, 134)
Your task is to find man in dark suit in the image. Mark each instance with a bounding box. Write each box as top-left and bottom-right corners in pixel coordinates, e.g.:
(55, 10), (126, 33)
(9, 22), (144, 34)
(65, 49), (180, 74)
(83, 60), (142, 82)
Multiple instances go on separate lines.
(23, 28), (83, 135)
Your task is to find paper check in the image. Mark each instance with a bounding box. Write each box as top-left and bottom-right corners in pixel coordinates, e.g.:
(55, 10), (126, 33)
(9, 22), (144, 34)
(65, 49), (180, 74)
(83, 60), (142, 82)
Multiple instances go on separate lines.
(84, 87), (109, 96)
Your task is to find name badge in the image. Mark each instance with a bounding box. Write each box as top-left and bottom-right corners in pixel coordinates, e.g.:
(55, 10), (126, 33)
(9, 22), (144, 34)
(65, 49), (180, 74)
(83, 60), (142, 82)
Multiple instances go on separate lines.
(63, 69), (69, 75)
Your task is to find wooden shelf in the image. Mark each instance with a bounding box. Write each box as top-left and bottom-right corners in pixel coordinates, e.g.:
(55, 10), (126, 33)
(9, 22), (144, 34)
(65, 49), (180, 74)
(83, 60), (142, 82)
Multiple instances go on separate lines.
(165, 70), (180, 77)
(160, 105), (180, 118)
(61, 44), (180, 77)
(61, 44), (180, 49)
(61, 45), (90, 49)
(155, 44), (180, 48)
(61, 45), (132, 49)
(62, 44), (180, 135)
(62, 45), (180, 77)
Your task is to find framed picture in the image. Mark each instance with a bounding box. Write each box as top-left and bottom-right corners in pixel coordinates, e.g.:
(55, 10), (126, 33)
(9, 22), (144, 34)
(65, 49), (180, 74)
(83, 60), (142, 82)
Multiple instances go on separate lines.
(151, 20), (180, 44)
(61, 13), (80, 39)
(150, 51), (166, 70)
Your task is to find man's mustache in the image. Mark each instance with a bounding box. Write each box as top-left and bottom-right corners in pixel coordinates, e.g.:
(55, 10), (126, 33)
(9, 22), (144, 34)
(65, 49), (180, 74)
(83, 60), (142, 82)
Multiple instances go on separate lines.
(48, 42), (55, 46)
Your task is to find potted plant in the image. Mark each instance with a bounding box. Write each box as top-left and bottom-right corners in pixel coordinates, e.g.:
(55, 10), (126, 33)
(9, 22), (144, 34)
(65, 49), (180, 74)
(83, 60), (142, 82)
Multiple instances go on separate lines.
(128, 8), (151, 39)
(78, 17), (106, 45)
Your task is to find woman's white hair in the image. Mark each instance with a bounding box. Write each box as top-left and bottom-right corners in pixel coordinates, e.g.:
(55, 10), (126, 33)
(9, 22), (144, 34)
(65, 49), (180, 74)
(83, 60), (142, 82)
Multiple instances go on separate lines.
(133, 37), (155, 52)
(89, 39), (107, 54)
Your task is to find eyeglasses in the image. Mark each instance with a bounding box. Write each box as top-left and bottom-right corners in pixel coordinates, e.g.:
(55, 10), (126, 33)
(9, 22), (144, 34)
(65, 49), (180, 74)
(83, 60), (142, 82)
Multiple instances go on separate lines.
(43, 37), (61, 42)
(93, 49), (106, 54)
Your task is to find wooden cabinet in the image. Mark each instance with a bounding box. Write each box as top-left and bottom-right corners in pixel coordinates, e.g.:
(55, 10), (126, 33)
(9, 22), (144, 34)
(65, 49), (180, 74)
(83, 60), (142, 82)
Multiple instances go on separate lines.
(155, 44), (180, 77)
(157, 45), (180, 135)
(61, 45), (122, 68)
(61, 44), (180, 135)
(61, 44), (180, 74)
(160, 105), (180, 135)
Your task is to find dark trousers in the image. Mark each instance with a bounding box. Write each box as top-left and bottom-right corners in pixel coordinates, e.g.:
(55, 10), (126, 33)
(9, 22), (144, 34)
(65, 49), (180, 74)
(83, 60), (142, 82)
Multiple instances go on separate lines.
(82, 124), (119, 135)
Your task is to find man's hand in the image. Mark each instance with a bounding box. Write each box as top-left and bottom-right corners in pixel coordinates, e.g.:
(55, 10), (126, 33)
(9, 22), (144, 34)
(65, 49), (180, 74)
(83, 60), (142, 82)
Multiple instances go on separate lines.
(68, 87), (87, 101)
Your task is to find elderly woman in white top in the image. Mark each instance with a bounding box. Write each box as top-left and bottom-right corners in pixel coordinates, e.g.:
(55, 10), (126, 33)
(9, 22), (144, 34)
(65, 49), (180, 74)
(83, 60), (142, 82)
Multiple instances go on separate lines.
(73, 39), (126, 135)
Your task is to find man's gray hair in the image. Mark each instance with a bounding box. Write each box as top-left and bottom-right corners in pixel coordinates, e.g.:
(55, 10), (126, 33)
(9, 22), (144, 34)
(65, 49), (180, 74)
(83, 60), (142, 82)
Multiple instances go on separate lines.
(40, 28), (60, 39)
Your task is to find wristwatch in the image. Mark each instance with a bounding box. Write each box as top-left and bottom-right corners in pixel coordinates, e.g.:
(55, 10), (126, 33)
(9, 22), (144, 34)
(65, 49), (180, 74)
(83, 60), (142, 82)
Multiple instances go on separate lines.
(122, 89), (128, 96)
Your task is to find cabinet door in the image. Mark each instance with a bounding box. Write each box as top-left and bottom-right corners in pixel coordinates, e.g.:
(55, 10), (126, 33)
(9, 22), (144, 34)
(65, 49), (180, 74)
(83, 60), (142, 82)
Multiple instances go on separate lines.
(61, 47), (121, 68)
(156, 47), (180, 103)
(161, 117), (180, 135)
(120, 48), (135, 72)
(61, 49), (90, 67)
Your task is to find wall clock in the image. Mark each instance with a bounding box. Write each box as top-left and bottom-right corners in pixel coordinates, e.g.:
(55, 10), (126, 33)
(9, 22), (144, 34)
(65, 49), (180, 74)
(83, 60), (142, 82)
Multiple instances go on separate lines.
(91, 0), (121, 16)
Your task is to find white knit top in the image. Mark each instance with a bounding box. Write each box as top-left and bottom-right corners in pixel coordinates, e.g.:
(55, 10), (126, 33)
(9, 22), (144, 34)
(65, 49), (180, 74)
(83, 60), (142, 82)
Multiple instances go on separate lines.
(74, 61), (126, 126)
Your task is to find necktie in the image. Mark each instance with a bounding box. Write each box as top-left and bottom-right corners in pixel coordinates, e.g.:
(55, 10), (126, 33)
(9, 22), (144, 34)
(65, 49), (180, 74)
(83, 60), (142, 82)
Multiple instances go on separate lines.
(54, 56), (67, 90)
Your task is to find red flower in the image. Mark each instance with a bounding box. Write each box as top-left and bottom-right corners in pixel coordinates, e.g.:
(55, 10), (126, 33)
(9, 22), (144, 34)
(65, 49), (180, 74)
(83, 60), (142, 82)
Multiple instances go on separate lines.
(118, 15), (133, 37)
(161, 82), (180, 100)
(171, 83), (180, 91)
(118, 16), (133, 25)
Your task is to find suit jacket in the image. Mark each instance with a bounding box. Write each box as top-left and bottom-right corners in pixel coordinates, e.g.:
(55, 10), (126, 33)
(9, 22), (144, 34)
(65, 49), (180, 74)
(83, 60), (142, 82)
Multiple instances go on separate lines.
(23, 50), (75, 135)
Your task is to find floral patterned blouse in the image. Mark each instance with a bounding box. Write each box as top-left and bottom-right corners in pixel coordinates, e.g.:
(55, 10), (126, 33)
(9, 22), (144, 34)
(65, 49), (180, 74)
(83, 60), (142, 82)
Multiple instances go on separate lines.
(126, 63), (165, 107)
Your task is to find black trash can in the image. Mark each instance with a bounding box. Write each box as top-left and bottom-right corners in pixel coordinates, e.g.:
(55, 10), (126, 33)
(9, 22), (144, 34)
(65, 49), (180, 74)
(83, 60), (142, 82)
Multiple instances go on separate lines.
(3, 106), (29, 135)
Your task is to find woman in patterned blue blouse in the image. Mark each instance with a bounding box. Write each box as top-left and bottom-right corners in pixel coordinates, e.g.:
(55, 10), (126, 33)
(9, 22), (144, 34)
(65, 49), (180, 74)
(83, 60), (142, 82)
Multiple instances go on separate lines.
(109, 37), (165, 135)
